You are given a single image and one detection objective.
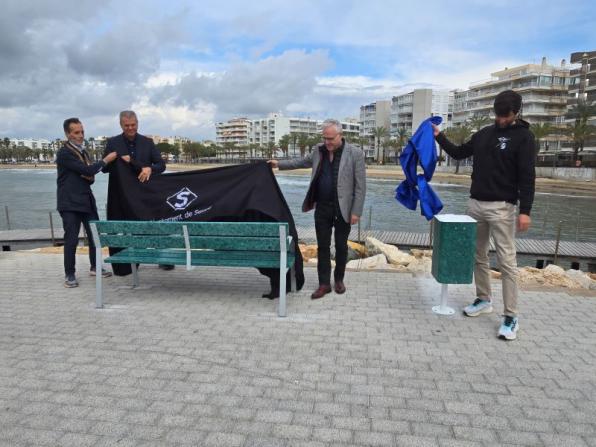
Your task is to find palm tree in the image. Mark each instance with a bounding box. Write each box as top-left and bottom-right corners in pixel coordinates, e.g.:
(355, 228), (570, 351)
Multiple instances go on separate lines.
(394, 128), (410, 164)
(306, 135), (320, 153)
(372, 127), (389, 164)
(297, 133), (309, 158)
(565, 100), (596, 160)
(564, 120), (596, 161)
(289, 132), (299, 157)
(467, 115), (492, 132)
(443, 124), (472, 174)
(530, 123), (554, 155)
(278, 135), (290, 157)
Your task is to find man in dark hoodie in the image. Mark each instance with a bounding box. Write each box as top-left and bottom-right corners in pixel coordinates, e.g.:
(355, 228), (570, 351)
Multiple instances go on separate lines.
(432, 90), (536, 341)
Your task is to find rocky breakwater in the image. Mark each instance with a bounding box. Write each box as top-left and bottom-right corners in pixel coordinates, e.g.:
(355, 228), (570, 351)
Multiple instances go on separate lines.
(299, 237), (596, 290)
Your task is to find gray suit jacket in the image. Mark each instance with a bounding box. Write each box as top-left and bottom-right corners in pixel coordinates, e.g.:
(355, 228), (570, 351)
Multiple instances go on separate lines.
(278, 141), (366, 223)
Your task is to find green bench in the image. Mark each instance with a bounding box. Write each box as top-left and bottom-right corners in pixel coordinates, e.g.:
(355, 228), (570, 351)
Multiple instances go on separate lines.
(89, 220), (296, 317)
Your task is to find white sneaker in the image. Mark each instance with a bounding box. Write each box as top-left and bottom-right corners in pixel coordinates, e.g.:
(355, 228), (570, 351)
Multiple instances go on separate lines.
(463, 298), (493, 317)
(498, 316), (519, 341)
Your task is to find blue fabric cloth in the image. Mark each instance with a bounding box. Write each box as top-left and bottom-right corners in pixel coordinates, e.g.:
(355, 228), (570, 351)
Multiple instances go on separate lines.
(396, 116), (444, 220)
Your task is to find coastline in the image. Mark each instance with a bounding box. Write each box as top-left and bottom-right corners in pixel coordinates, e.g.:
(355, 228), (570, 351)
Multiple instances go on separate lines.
(2, 162), (595, 196)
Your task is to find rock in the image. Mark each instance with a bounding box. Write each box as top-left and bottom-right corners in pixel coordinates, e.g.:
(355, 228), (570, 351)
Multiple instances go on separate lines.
(565, 268), (596, 289)
(410, 249), (433, 259)
(346, 254), (388, 270)
(347, 241), (367, 258)
(299, 244), (318, 262)
(406, 257), (432, 273)
(541, 264), (585, 288)
(365, 237), (413, 266)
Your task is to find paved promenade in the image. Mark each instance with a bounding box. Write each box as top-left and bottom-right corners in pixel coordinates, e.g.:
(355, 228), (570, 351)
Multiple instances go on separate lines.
(1, 251), (595, 447)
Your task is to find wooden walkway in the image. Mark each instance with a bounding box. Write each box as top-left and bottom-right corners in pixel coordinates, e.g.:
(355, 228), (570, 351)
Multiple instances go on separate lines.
(1, 226), (595, 261)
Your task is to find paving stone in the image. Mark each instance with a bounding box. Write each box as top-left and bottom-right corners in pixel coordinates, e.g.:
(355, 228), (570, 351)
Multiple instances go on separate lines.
(1, 253), (596, 447)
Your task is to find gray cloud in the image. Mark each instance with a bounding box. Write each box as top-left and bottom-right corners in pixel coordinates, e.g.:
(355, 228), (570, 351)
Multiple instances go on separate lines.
(151, 49), (332, 117)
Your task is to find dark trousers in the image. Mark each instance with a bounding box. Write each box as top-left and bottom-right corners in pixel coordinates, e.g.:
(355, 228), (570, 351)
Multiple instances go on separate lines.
(60, 210), (98, 276)
(314, 201), (351, 286)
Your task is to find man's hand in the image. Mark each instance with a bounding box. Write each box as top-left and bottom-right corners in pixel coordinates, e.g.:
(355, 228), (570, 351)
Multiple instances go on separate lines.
(121, 155), (131, 163)
(103, 152), (117, 164)
(138, 167), (152, 183)
(431, 123), (440, 137)
(267, 160), (279, 169)
(517, 214), (531, 232)
(350, 215), (360, 225)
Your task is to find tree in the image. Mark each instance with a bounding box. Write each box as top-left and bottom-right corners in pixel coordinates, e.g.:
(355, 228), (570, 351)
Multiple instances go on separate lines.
(306, 135), (320, 153)
(289, 132), (299, 157)
(278, 134), (290, 157)
(372, 127), (389, 164)
(529, 123), (554, 155)
(443, 125), (472, 174)
(565, 100), (596, 161)
(564, 120), (596, 161)
(263, 141), (276, 159)
(467, 115), (492, 132)
(297, 133), (309, 157)
(156, 142), (175, 161)
(394, 128), (410, 164)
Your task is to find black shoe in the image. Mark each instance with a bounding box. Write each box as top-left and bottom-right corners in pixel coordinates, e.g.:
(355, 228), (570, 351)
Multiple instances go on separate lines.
(64, 274), (79, 288)
(262, 288), (280, 300)
(158, 264), (175, 270)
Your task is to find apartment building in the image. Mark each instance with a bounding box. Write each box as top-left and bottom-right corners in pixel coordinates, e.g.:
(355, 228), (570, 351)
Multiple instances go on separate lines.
(453, 57), (570, 127)
(359, 100), (391, 139)
(567, 50), (596, 153)
(390, 89), (453, 135)
(215, 117), (251, 146)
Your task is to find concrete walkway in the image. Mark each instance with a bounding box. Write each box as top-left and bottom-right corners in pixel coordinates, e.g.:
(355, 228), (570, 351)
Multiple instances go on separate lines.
(1, 251), (595, 447)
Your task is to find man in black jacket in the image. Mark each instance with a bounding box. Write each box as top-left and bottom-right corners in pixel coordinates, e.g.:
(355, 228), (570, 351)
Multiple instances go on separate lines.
(103, 110), (170, 273)
(56, 118), (117, 288)
(433, 90), (536, 341)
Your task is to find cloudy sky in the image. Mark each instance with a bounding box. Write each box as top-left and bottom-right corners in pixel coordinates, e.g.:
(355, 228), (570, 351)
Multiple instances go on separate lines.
(0, 0), (593, 140)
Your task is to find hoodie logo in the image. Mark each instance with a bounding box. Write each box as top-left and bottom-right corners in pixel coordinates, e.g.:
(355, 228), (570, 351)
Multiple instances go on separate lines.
(497, 137), (510, 150)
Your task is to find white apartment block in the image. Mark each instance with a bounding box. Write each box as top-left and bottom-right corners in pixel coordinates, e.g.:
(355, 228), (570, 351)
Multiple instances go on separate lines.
(215, 117), (251, 146)
(215, 115), (360, 148)
(390, 89), (453, 135)
(359, 100), (391, 139)
(453, 57), (570, 127)
(249, 114), (319, 146)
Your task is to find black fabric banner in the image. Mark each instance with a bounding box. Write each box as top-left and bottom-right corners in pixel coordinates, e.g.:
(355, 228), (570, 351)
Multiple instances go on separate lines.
(105, 160), (305, 293)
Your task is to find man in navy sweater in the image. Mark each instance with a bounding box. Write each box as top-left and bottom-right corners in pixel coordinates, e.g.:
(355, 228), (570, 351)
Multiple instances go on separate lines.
(56, 118), (117, 288)
(433, 90), (536, 341)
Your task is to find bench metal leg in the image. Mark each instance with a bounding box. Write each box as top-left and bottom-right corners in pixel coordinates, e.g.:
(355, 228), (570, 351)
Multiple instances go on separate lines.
(90, 223), (103, 309)
(290, 265), (296, 292)
(95, 248), (103, 308)
(278, 267), (287, 318)
(131, 263), (139, 287)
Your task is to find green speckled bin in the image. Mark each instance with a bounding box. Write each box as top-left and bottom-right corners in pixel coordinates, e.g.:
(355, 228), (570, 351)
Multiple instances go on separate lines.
(431, 214), (477, 284)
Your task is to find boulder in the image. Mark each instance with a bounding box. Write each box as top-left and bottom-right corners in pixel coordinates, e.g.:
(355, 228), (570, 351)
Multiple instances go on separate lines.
(365, 237), (413, 266)
(406, 257), (432, 273)
(565, 268), (596, 290)
(410, 249), (433, 259)
(347, 241), (368, 258)
(346, 254), (388, 270)
(299, 244), (318, 262)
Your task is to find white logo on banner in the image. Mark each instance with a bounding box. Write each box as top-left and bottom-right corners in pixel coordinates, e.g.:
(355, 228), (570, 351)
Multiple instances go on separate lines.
(166, 187), (198, 210)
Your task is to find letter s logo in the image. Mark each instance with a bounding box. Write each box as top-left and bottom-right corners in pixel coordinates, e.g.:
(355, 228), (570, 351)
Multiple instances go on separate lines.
(166, 187), (198, 211)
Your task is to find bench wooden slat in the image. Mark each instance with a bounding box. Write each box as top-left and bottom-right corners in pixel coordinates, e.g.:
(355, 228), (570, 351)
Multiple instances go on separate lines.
(100, 234), (289, 251)
(94, 220), (288, 237)
(105, 248), (296, 269)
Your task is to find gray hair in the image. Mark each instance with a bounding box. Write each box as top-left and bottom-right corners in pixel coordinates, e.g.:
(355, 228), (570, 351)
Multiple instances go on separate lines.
(119, 110), (138, 122)
(321, 119), (343, 134)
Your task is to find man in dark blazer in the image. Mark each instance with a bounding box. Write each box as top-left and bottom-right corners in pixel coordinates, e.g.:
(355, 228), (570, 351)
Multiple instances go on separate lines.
(103, 110), (170, 273)
(56, 118), (117, 288)
(269, 119), (366, 299)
